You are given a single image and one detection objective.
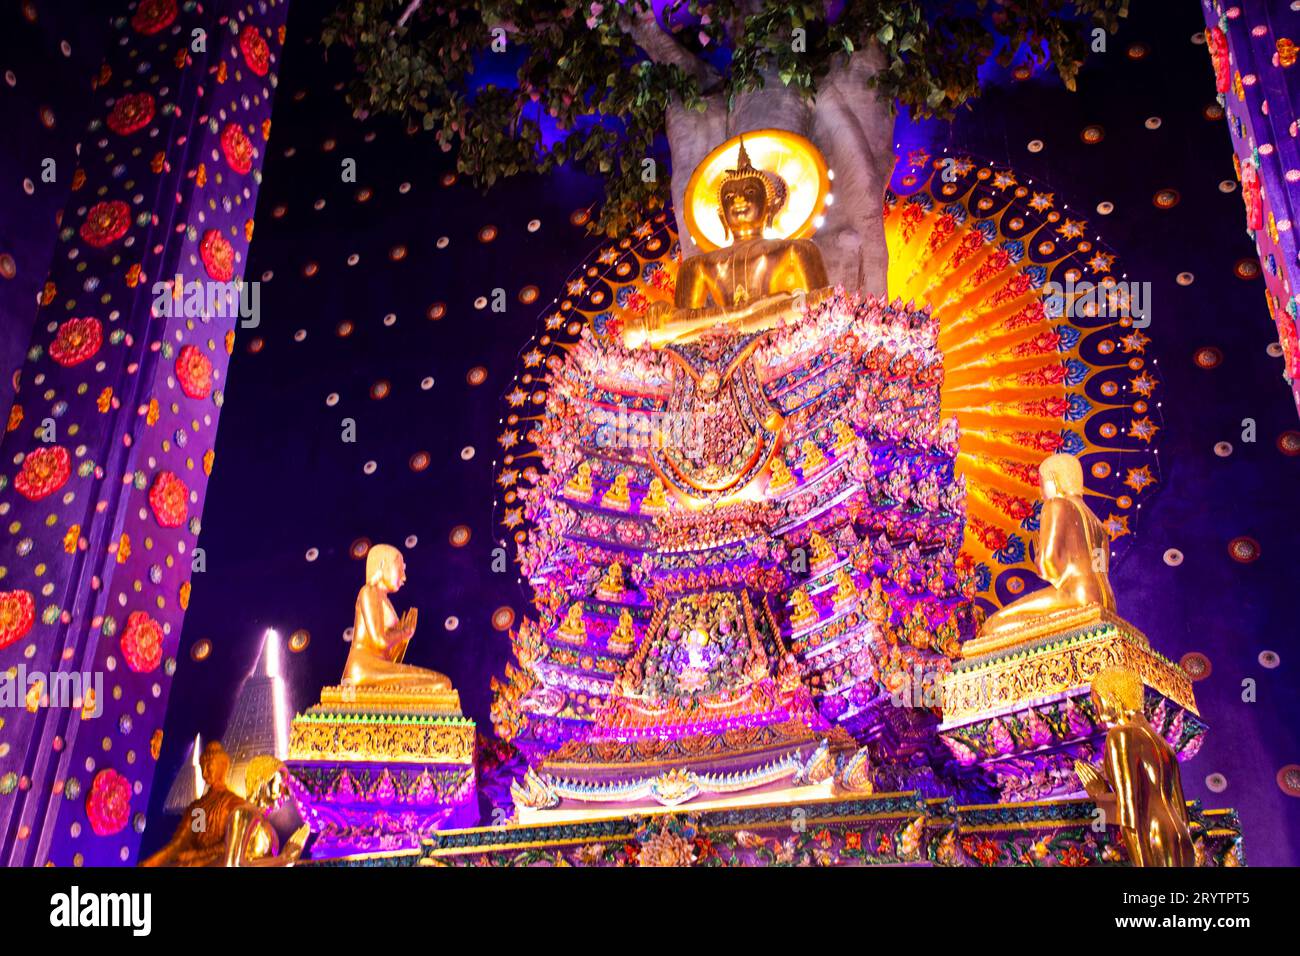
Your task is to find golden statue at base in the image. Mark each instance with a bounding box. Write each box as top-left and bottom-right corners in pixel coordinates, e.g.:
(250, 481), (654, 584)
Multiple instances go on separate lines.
(640, 477), (668, 514)
(832, 568), (858, 608)
(790, 588), (818, 628)
(622, 138), (831, 350)
(800, 440), (828, 475)
(342, 543), (451, 691)
(832, 419), (857, 454)
(596, 562), (626, 599)
(1074, 667), (1195, 867)
(557, 602), (587, 643)
(602, 472), (632, 511)
(140, 743), (307, 867)
(564, 461), (593, 500)
(768, 456), (796, 492)
(964, 453), (1117, 657)
(808, 532), (836, 569)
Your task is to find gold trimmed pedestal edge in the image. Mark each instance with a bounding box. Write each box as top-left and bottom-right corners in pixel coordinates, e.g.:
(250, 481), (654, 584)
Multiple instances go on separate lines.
(288, 684), (475, 765)
(942, 610), (1197, 727)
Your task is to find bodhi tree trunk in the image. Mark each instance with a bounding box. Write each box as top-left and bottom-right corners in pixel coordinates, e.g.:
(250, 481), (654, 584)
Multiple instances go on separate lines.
(661, 46), (897, 298)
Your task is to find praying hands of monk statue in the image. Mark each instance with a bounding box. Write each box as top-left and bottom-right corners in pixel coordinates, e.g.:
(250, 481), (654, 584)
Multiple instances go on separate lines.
(623, 138), (832, 351)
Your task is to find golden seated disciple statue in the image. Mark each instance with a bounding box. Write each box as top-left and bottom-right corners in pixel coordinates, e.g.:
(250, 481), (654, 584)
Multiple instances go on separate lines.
(1074, 667), (1195, 866)
(622, 138), (831, 351)
(140, 743), (306, 867)
(964, 453), (1118, 657)
(342, 543), (452, 691)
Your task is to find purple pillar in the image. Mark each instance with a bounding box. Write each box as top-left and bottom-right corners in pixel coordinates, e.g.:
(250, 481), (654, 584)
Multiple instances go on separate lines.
(1202, 0), (1300, 417)
(0, 0), (288, 866)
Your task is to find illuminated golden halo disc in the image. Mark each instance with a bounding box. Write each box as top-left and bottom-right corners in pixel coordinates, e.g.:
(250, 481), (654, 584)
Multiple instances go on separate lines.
(682, 128), (832, 253)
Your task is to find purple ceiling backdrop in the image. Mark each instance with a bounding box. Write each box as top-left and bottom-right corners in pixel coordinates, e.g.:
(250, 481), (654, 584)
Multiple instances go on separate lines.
(1, 2), (1296, 865)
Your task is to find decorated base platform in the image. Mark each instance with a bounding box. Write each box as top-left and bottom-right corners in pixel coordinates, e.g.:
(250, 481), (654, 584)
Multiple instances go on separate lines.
(939, 609), (1204, 802)
(286, 685), (477, 857)
(300, 789), (1243, 867)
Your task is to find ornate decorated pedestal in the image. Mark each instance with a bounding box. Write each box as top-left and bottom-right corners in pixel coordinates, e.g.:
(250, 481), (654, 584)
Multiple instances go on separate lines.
(305, 790), (1243, 868)
(285, 685), (477, 857)
(939, 609), (1203, 802)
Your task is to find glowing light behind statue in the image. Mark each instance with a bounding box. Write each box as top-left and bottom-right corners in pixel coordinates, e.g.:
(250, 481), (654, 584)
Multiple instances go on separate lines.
(682, 129), (831, 251)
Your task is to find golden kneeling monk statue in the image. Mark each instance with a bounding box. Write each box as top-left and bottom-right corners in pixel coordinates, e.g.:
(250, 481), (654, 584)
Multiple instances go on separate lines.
(342, 543), (451, 691)
(965, 453), (1116, 657)
(1074, 667), (1195, 867)
(623, 138), (831, 350)
(141, 743), (307, 867)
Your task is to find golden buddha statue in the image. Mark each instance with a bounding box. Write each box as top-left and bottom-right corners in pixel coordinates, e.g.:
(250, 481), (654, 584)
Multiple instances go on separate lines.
(639, 476), (668, 514)
(832, 419), (857, 454)
(608, 608), (636, 655)
(800, 440), (828, 475)
(140, 743), (306, 867)
(1074, 667), (1195, 867)
(223, 755), (310, 867)
(790, 588), (819, 629)
(622, 138), (830, 351)
(557, 602), (587, 643)
(808, 531), (837, 570)
(832, 568), (858, 609)
(342, 544), (452, 691)
(564, 460), (594, 501)
(601, 471), (632, 511)
(596, 562), (625, 600)
(768, 456), (796, 492)
(963, 453), (1117, 657)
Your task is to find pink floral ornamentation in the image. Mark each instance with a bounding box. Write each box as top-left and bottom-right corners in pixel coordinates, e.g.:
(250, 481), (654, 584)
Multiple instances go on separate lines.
(0, 589), (36, 651)
(86, 768), (131, 836)
(148, 470), (189, 528)
(175, 345), (213, 400)
(239, 25), (270, 76)
(1207, 26), (1230, 95)
(199, 229), (235, 281)
(131, 0), (177, 36)
(1241, 161), (1263, 231)
(79, 200), (131, 248)
(220, 122), (254, 174)
(49, 317), (103, 367)
(120, 610), (164, 673)
(106, 92), (155, 135)
(14, 445), (71, 500)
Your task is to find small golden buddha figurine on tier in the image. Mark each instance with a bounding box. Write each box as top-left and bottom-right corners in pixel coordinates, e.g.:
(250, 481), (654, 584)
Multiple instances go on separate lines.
(832, 419), (857, 454)
(832, 568), (858, 609)
(557, 603), (587, 643)
(608, 608), (636, 655)
(564, 461), (594, 501)
(768, 456), (796, 492)
(808, 532), (837, 570)
(963, 453), (1118, 658)
(800, 440), (828, 475)
(1074, 667), (1195, 867)
(601, 471), (632, 511)
(790, 588), (819, 629)
(342, 544), (452, 691)
(622, 138), (831, 351)
(596, 562), (626, 600)
(141, 744), (307, 867)
(639, 476), (668, 514)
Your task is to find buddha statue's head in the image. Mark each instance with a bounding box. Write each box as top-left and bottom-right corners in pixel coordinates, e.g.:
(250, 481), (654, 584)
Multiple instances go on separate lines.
(245, 754), (289, 810)
(1091, 665), (1144, 725)
(717, 137), (788, 243)
(366, 543), (406, 592)
(198, 741), (232, 789)
(1038, 452), (1085, 499)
